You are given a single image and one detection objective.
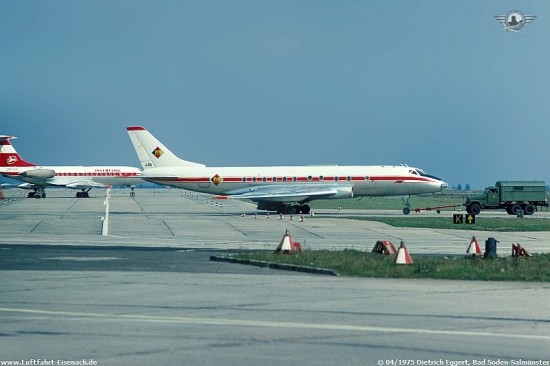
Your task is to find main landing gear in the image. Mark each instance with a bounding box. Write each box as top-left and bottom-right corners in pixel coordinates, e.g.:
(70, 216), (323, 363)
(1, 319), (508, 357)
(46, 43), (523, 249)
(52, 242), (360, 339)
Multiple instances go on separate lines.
(257, 201), (311, 214)
(276, 204), (311, 215)
(76, 189), (91, 198)
(28, 188), (46, 199)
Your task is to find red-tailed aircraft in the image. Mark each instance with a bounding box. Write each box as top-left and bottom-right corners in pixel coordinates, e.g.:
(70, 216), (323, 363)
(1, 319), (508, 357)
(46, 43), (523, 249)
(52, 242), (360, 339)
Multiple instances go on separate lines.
(127, 126), (447, 214)
(0, 135), (143, 198)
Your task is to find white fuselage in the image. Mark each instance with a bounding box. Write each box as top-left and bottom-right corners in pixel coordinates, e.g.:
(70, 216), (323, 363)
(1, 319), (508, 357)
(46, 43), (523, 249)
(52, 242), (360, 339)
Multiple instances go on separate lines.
(142, 165), (446, 200)
(1, 165), (143, 187)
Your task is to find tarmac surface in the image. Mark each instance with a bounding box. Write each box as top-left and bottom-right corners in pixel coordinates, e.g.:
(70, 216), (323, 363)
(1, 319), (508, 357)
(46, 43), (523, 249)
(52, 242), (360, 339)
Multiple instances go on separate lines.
(1, 188), (549, 365)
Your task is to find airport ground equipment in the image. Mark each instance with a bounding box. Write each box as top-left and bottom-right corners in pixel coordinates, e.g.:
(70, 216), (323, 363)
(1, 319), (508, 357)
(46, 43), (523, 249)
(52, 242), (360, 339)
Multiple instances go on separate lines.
(466, 236), (481, 257)
(464, 181), (548, 215)
(484, 237), (499, 259)
(274, 230), (302, 254)
(394, 241), (413, 265)
(411, 204), (461, 214)
(372, 240), (397, 255)
(512, 243), (531, 258)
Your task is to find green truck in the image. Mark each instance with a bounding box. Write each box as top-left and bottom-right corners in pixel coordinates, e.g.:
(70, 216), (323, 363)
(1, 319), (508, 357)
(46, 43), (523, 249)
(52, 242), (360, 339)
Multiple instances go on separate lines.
(465, 181), (549, 215)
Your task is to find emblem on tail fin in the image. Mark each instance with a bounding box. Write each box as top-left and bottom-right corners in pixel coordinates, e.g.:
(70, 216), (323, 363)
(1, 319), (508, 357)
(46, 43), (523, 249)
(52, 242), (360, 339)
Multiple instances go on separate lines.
(6, 156), (18, 165)
(152, 146), (164, 159)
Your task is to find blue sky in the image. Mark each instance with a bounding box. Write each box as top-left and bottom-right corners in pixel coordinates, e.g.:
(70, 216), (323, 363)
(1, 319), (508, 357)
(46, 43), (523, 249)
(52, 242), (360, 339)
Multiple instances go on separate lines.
(1, 1), (548, 189)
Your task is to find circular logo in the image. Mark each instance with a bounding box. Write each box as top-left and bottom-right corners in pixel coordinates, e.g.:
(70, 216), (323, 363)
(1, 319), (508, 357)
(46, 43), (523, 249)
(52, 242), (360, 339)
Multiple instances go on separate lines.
(504, 10), (526, 31)
(211, 174), (223, 186)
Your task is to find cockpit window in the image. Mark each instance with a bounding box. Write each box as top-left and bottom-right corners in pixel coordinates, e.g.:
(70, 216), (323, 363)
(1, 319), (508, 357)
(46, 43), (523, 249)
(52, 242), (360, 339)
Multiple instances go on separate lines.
(411, 168), (443, 182)
(410, 168), (429, 176)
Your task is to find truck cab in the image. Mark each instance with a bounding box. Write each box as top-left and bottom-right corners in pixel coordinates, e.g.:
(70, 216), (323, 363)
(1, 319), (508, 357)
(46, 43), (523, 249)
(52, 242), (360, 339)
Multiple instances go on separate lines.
(464, 188), (496, 215)
(486, 187), (499, 206)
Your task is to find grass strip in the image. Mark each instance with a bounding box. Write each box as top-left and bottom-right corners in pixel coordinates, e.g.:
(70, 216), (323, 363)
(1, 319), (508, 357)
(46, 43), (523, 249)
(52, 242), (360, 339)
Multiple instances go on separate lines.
(336, 216), (550, 232)
(236, 250), (550, 281)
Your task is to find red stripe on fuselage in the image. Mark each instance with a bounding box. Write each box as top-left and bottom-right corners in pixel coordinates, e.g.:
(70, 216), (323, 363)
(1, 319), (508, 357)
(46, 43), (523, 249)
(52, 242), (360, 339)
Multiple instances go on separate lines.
(148, 175), (434, 184)
(369, 176), (431, 182)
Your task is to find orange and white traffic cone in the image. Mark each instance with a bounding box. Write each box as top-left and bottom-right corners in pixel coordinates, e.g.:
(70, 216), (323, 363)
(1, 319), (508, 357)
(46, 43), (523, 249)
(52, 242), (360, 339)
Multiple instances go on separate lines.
(394, 240), (413, 265)
(466, 236), (481, 256)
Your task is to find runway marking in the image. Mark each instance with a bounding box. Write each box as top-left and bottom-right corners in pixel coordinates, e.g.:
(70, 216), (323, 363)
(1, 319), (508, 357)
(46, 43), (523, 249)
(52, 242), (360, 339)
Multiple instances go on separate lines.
(42, 256), (124, 261)
(29, 220), (43, 234)
(1, 307), (549, 341)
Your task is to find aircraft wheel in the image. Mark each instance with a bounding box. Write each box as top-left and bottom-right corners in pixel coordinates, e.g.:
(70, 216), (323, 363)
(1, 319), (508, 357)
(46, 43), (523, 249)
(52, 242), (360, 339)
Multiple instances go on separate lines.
(301, 205), (311, 214)
(287, 206), (297, 215)
(403, 207), (410, 215)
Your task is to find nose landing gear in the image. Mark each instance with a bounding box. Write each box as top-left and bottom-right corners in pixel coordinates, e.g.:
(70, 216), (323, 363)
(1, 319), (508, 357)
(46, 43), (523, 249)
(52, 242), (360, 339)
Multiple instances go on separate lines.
(402, 196), (411, 215)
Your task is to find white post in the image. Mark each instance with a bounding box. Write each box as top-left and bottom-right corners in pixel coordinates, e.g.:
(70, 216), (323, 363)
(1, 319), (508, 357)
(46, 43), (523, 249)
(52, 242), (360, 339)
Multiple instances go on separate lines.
(102, 188), (111, 236)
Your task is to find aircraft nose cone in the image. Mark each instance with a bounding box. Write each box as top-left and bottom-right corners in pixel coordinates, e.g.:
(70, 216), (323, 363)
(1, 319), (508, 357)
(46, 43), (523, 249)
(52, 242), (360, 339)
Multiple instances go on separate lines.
(440, 181), (448, 191)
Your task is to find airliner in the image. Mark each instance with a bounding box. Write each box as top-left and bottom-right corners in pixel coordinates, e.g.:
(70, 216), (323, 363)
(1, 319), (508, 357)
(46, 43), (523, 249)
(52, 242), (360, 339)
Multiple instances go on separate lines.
(0, 135), (143, 198)
(127, 126), (447, 214)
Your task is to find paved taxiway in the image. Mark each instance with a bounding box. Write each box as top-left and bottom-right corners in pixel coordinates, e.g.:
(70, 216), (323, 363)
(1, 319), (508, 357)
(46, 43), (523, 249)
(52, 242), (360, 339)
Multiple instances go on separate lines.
(1, 188), (549, 365)
(2, 188), (550, 254)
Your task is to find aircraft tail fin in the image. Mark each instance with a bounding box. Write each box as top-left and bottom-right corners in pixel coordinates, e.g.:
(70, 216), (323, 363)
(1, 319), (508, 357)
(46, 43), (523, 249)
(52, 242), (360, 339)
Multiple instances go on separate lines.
(126, 126), (206, 169)
(0, 135), (36, 167)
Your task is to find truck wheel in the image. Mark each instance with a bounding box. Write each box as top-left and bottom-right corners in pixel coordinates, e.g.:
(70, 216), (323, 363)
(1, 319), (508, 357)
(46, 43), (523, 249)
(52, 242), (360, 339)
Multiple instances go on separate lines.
(510, 204), (522, 215)
(524, 204), (535, 215)
(470, 203), (482, 215)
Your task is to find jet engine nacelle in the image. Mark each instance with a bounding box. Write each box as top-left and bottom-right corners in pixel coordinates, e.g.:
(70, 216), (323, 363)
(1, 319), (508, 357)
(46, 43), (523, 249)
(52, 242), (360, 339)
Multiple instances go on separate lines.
(20, 168), (56, 179)
(18, 183), (41, 190)
(330, 186), (354, 199)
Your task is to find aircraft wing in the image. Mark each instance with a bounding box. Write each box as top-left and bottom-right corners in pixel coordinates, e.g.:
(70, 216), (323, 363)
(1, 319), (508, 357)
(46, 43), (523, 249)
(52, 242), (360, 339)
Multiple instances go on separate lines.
(225, 184), (352, 202)
(8, 174), (109, 190)
(63, 181), (108, 190)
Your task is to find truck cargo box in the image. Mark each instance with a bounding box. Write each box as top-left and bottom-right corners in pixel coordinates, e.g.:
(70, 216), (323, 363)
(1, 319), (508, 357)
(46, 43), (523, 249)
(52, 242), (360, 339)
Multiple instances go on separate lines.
(495, 181), (547, 202)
